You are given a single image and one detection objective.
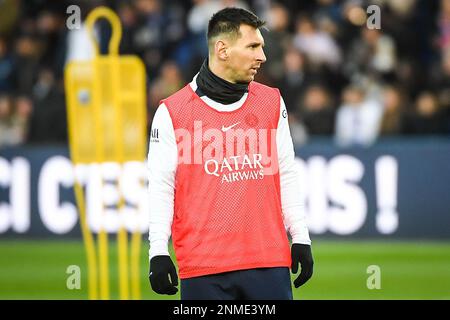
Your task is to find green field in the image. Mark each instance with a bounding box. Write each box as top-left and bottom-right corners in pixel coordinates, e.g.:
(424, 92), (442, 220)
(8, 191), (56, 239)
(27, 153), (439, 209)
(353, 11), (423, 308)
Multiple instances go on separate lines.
(0, 239), (449, 300)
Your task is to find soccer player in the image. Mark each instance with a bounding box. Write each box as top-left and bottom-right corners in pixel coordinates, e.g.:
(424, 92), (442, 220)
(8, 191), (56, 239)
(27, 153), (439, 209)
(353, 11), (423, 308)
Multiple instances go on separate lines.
(148, 7), (313, 300)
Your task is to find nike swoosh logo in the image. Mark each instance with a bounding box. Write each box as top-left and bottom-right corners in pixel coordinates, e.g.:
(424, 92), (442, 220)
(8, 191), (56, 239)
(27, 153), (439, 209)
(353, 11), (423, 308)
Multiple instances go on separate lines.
(221, 122), (240, 132)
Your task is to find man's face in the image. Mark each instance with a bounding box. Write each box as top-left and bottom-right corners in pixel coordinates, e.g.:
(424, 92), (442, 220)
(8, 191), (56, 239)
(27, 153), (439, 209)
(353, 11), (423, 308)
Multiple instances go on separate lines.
(225, 24), (266, 83)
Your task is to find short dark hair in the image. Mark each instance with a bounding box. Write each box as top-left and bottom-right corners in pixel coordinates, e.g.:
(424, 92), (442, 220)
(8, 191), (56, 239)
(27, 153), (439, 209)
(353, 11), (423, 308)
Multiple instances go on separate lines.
(207, 7), (266, 45)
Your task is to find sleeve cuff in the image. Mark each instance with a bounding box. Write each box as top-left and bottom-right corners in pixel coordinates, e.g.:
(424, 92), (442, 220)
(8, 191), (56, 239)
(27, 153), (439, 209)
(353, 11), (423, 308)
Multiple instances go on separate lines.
(148, 239), (170, 260)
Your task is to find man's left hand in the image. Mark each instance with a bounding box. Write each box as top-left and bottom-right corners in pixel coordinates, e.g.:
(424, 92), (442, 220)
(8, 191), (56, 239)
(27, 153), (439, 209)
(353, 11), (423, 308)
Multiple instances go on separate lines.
(291, 243), (314, 288)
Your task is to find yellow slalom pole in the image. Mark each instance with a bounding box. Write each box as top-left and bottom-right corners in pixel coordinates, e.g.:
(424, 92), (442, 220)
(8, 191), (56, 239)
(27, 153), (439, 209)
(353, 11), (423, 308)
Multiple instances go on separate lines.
(90, 56), (109, 301)
(118, 218), (130, 299)
(130, 228), (142, 300)
(73, 181), (99, 300)
(98, 227), (110, 300)
(91, 65), (109, 300)
(85, 8), (116, 299)
(115, 95), (130, 300)
(111, 51), (130, 301)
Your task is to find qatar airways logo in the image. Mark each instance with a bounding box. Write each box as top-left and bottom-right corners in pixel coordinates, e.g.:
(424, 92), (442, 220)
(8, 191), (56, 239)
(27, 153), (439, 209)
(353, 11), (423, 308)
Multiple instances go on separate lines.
(204, 154), (265, 183)
(174, 121), (279, 176)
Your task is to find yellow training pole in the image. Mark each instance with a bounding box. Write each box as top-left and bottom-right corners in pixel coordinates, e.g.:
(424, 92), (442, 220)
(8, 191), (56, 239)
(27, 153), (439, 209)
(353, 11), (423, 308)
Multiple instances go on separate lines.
(98, 225), (110, 299)
(84, 8), (126, 300)
(130, 228), (142, 300)
(89, 42), (109, 301)
(73, 181), (99, 300)
(118, 219), (130, 299)
(107, 14), (130, 300)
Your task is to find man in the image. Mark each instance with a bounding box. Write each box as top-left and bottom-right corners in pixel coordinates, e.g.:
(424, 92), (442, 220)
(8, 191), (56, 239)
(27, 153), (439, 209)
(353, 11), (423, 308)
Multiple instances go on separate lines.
(148, 7), (313, 300)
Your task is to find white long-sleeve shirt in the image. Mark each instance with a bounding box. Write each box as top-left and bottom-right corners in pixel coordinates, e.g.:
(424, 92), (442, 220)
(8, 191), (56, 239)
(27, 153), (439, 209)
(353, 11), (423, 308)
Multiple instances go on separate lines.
(148, 76), (311, 259)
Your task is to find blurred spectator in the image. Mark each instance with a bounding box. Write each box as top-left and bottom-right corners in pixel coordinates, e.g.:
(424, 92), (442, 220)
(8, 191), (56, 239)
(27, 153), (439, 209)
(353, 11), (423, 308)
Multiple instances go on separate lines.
(403, 91), (448, 135)
(118, 2), (139, 54)
(11, 95), (33, 144)
(118, 0), (186, 58)
(288, 115), (308, 146)
(438, 0), (450, 55)
(335, 84), (383, 147)
(0, 95), (12, 147)
(13, 33), (41, 96)
(0, 95), (16, 147)
(293, 14), (341, 69)
(299, 85), (335, 136)
(36, 10), (66, 77)
(379, 85), (405, 136)
(27, 68), (67, 144)
(132, 0), (166, 75)
(336, 0), (367, 54)
(364, 28), (397, 76)
(183, 0), (248, 78)
(160, 1), (187, 58)
(431, 50), (450, 115)
(381, 0), (418, 61)
(344, 27), (397, 82)
(261, 2), (291, 83)
(187, 0), (248, 36)
(386, 0), (417, 17)
(148, 61), (184, 124)
(314, 0), (342, 28)
(433, 50), (450, 133)
(187, 0), (222, 36)
(0, 36), (15, 93)
(278, 47), (309, 111)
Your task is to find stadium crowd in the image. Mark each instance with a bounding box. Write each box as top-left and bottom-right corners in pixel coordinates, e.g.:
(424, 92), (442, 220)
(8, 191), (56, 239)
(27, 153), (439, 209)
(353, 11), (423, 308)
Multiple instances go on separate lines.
(0, 0), (449, 148)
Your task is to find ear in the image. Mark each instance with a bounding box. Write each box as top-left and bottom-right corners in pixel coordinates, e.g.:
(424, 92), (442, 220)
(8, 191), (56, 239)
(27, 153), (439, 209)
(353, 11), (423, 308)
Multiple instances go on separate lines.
(215, 40), (228, 61)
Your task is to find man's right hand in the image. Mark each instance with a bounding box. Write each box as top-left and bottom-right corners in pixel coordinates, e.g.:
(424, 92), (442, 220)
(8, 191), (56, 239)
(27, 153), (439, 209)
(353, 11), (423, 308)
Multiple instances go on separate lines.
(149, 255), (179, 295)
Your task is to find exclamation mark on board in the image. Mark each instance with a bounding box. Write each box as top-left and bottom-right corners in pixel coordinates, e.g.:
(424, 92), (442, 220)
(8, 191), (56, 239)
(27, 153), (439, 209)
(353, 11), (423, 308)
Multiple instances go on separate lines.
(375, 156), (399, 234)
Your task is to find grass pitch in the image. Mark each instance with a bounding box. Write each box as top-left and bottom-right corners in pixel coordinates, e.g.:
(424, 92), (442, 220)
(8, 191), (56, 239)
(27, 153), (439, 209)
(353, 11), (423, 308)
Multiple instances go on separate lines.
(0, 239), (449, 300)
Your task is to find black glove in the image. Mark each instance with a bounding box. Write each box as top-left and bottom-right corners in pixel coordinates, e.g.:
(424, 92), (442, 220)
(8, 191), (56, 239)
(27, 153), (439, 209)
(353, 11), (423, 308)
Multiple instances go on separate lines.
(149, 255), (179, 295)
(291, 243), (314, 288)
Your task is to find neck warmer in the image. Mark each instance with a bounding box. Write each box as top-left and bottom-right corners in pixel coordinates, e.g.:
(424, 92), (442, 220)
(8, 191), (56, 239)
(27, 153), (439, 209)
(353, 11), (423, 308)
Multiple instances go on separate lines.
(195, 59), (249, 104)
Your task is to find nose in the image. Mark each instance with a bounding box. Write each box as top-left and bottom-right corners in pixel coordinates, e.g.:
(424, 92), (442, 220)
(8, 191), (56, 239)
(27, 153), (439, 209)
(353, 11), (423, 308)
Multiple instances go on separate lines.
(257, 47), (266, 63)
